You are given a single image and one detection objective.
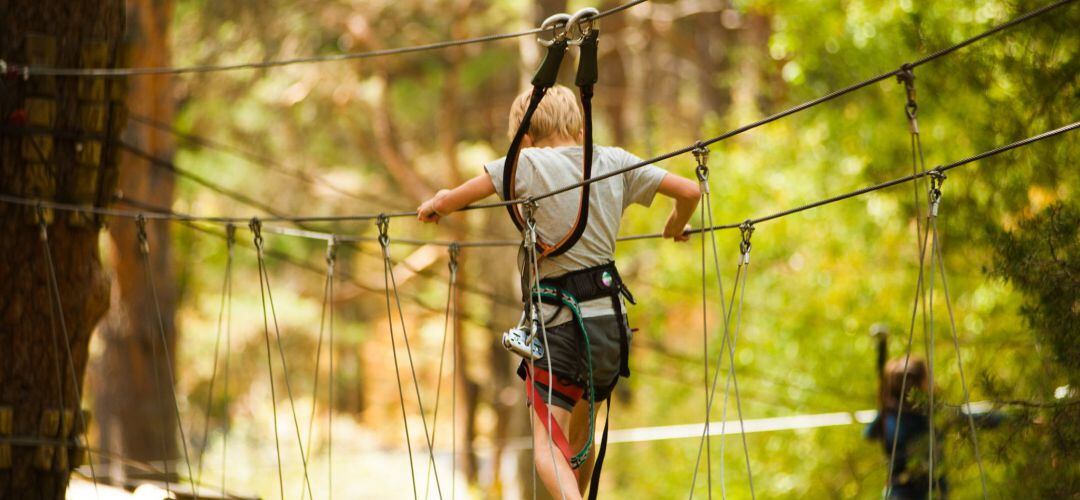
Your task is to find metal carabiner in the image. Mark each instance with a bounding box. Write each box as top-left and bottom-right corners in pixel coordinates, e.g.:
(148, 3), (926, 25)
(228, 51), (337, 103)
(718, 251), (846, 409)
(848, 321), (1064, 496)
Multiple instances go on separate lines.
(537, 13), (572, 47)
(567, 7), (600, 46)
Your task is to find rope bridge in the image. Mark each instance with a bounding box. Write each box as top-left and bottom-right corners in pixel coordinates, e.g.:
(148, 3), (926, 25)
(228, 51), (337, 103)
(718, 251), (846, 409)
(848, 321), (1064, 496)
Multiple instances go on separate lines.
(1, 0), (1077, 498)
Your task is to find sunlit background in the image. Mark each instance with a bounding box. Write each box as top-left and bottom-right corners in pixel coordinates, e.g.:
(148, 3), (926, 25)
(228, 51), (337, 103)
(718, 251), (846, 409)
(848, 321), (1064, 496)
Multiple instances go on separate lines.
(66, 0), (1078, 498)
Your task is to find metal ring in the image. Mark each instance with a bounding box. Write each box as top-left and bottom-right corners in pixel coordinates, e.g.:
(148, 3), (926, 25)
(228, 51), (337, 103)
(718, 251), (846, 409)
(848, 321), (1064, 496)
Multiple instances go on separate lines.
(537, 13), (572, 47)
(567, 8), (600, 46)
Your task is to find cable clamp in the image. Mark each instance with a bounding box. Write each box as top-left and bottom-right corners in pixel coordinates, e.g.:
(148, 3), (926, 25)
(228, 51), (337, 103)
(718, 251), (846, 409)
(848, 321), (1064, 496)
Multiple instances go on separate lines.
(248, 217), (263, 253)
(326, 235), (338, 268)
(896, 65), (919, 133)
(135, 214), (150, 255)
(538, 13), (572, 47)
(692, 142), (710, 192)
(35, 204), (49, 241)
(928, 168), (946, 217)
(567, 7), (600, 46)
(448, 242), (460, 274)
(225, 223), (237, 256)
(739, 220), (755, 264)
(522, 199), (539, 247)
(376, 214), (391, 254)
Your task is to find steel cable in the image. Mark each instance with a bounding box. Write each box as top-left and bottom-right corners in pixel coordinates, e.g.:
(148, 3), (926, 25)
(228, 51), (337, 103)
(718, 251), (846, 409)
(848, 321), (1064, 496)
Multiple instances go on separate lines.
(17, 1), (649, 77)
(136, 216), (200, 499)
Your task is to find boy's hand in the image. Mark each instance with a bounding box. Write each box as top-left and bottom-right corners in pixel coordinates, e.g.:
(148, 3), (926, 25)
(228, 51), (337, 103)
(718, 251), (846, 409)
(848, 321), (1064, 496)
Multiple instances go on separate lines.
(417, 190), (450, 223)
(664, 223), (692, 242)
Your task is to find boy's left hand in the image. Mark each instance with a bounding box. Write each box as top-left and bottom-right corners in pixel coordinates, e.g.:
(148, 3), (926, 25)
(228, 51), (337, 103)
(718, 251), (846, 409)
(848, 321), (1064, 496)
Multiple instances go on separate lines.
(665, 223), (692, 242)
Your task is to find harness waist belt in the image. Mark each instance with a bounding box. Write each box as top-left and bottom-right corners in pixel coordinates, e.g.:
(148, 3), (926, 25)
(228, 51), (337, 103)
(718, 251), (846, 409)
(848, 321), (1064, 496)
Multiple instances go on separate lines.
(539, 261), (635, 305)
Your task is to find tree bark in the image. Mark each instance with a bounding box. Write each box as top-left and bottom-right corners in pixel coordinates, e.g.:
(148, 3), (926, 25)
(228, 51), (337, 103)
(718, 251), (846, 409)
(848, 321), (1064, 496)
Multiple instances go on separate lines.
(92, 0), (177, 485)
(0, 1), (125, 498)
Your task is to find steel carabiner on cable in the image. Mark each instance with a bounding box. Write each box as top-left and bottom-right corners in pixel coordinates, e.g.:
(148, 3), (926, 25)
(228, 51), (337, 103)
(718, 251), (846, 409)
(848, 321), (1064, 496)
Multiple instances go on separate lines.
(537, 13), (572, 47)
(567, 7), (600, 46)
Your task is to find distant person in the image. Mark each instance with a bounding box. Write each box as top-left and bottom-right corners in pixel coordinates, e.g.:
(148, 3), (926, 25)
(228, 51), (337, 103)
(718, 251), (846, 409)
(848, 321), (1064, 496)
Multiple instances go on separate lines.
(416, 84), (701, 499)
(866, 328), (948, 499)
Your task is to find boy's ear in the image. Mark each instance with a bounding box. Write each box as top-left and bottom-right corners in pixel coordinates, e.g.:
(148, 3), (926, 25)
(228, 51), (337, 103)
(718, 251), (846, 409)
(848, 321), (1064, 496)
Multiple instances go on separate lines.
(521, 134), (534, 148)
(577, 129), (584, 142)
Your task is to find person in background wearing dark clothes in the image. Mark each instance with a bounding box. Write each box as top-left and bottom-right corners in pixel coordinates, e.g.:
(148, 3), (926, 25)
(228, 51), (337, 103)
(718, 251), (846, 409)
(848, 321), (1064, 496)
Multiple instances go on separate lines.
(865, 326), (948, 499)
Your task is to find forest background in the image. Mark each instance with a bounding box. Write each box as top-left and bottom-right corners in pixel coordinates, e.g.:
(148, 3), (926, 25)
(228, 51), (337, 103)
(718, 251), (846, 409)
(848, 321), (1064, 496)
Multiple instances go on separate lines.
(51, 0), (1079, 498)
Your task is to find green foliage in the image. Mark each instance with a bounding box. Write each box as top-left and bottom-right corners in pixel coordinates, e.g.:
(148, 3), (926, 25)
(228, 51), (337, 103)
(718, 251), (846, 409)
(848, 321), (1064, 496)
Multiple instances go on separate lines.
(149, 0), (1078, 497)
(992, 202), (1079, 382)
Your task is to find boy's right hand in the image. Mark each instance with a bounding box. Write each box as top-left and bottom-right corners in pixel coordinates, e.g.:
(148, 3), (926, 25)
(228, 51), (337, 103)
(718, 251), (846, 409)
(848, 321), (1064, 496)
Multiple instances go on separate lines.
(417, 190), (449, 223)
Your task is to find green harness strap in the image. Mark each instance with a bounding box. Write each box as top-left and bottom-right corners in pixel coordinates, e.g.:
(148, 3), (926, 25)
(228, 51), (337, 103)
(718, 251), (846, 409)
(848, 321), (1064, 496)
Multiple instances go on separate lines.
(535, 284), (596, 468)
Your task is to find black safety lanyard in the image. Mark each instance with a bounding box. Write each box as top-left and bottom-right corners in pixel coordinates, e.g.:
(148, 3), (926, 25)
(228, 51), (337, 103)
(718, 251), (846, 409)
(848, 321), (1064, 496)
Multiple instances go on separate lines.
(502, 29), (599, 258)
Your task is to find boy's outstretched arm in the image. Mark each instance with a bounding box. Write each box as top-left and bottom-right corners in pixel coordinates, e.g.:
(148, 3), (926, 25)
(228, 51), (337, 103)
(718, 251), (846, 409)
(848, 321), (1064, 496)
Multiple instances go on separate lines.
(656, 173), (701, 242)
(417, 173), (497, 223)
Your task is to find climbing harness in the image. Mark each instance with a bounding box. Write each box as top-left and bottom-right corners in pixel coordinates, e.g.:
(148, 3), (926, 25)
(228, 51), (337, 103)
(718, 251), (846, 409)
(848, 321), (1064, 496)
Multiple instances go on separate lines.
(499, 10), (621, 474)
(501, 8), (600, 258)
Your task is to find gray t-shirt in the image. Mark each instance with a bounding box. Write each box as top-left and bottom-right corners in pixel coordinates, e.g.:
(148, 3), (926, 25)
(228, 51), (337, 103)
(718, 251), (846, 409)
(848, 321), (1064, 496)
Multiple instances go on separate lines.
(485, 145), (668, 323)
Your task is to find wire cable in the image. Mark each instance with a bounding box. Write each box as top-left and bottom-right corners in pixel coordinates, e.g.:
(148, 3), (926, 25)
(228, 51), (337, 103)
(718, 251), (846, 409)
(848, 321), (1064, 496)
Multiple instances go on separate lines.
(16, 0), (648, 77)
(1, 121), (1074, 244)
(300, 239), (335, 500)
(127, 113), (410, 211)
(136, 216), (200, 499)
(423, 246), (459, 500)
(381, 219), (445, 499)
(930, 195), (989, 499)
(251, 221), (289, 500)
(255, 221), (317, 499)
(37, 212), (102, 499)
(195, 224), (233, 486)
(527, 0), (1077, 205)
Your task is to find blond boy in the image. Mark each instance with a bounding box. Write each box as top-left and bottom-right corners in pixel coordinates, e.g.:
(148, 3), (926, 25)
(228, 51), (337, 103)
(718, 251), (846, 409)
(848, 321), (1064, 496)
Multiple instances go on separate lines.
(418, 85), (700, 498)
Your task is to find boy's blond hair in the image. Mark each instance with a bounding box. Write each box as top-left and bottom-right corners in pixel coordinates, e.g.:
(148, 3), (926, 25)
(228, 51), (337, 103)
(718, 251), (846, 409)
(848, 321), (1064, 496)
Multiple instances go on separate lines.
(507, 85), (582, 141)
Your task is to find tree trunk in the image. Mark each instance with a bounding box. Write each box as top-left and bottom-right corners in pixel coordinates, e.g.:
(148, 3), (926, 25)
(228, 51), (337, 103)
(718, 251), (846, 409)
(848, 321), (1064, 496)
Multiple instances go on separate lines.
(0, 1), (126, 498)
(92, 0), (177, 484)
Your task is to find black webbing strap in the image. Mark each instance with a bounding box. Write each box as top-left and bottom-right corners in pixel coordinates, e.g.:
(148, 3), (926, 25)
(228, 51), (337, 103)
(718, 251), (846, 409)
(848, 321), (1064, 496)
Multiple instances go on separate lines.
(545, 28), (599, 258)
(502, 28), (600, 258)
(502, 41), (567, 231)
(611, 293), (630, 378)
(587, 393), (612, 500)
